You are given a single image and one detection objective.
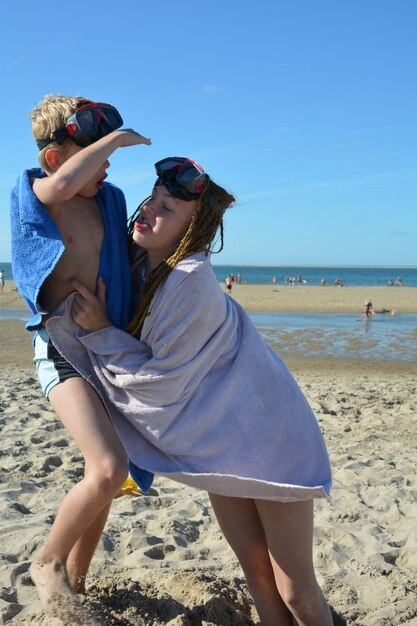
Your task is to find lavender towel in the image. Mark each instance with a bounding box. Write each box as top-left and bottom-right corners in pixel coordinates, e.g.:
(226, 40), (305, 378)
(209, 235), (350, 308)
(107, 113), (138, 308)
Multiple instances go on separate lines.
(47, 253), (332, 502)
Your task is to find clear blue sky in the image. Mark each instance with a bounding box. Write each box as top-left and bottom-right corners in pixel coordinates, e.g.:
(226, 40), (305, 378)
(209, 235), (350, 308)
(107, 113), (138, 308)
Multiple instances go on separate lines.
(1, 0), (416, 265)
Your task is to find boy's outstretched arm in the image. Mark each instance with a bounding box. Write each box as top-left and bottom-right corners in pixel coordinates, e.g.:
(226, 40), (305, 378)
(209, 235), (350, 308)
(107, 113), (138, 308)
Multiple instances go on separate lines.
(33, 129), (151, 205)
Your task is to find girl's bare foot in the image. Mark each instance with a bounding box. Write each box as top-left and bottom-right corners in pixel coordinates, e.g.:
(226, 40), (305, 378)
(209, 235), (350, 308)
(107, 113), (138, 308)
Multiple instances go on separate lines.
(29, 558), (99, 624)
(30, 558), (76, 609)
(66, 564), (86, 595)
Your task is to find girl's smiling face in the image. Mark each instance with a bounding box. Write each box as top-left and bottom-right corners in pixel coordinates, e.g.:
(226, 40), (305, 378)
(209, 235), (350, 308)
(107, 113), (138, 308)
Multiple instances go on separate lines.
(133, 185), (198, 270)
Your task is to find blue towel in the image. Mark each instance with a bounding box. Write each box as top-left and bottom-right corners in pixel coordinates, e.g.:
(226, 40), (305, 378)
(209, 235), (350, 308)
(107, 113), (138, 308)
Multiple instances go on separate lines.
(11, 168), (154, 493)
(128, 460), (155, 493)
(10, 168), (63, 329)
(10, 168), (131, 331)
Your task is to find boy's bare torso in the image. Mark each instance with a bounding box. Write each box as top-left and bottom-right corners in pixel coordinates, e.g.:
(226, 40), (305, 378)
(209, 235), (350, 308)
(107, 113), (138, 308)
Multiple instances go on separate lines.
(39, 196), (104, 317)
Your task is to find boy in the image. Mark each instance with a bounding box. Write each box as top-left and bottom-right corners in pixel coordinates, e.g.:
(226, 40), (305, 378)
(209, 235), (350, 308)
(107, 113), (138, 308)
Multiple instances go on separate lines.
(10, 95), (151, 616)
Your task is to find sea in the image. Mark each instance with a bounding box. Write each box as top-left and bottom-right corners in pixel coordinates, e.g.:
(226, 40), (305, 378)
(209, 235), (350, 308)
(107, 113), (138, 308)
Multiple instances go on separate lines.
(1, 262), (416, 363)
(212, 264), (417, 287)
(1, 262), (416, 287)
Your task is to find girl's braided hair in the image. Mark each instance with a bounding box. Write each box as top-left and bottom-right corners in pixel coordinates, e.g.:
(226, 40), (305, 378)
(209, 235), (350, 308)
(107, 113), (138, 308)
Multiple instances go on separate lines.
(127, 176), (235, 338)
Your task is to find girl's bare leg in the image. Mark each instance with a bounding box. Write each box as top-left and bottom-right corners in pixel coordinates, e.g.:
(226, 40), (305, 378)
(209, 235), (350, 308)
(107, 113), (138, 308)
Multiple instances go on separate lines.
(30, 378), (127, 610)
(209, 494), (293, 625)
(255, 499), (333, 626)
(66, 502), (111, 593)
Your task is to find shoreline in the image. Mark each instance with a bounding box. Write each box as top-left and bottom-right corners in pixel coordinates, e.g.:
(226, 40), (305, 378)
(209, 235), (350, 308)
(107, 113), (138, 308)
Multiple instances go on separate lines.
(2, 320), (416, 376)
(2, 279), (416, 372)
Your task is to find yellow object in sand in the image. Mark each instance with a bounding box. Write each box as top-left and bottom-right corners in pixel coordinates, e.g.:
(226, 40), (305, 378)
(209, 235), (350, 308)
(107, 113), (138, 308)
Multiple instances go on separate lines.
(119, 476), (144, 496)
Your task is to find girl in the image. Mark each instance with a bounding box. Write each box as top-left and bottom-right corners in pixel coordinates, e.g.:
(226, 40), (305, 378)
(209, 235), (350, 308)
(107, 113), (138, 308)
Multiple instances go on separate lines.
(48, 157), (333, 625)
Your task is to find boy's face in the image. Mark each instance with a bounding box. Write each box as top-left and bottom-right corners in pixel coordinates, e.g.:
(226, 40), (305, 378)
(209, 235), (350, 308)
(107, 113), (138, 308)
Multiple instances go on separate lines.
(52, 140), (110, 198)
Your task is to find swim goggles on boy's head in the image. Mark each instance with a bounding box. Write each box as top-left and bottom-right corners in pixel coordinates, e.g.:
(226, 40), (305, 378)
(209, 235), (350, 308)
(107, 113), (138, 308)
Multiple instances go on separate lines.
(36, 102), (123, 150)
(154, 157), (207, 201)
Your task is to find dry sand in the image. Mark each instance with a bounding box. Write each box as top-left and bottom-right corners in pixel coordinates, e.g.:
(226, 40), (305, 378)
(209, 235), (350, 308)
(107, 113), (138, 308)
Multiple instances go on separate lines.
(1, 280), (417, 313)
(1, 364), (416, 626)
(223, 284), (417, 314)
(1, 282), (417, 625)
(0, 283), (26, 310)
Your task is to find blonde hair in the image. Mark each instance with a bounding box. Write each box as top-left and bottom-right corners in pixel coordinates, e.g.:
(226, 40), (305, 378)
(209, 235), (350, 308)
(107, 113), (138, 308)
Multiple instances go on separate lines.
(30, 94), (91, 174)
(127, 177), (235, 337)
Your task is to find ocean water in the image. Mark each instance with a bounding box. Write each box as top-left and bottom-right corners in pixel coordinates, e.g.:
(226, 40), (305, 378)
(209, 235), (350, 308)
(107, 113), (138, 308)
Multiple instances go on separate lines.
(213, 264), (417, 287)
(0, 307), (32, 322)
(2, 262), (416, 287)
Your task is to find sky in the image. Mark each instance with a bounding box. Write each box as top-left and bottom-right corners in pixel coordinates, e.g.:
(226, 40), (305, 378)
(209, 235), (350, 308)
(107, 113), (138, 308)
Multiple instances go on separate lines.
(1, 0), (416, 266)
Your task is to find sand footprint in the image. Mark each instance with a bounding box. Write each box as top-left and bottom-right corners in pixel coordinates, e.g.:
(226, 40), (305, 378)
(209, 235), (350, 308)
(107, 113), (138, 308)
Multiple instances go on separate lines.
(144, 543), (176, 559)
(0, 583), (24, 624)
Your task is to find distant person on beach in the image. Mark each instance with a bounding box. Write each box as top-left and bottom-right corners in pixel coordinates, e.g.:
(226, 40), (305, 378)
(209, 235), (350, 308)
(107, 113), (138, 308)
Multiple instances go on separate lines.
(273, 275), (278, 284)
(48, 156), (333, 625)
(321, 277), (326, 286)
(374, 308), (398, 316)
(387, 279), (394, 286)
(363, 300), (375, 320)
(225, 274), (233, 294)
(0, 269), (4, 292)
(237, 272), (241, 284)
(395, 277), (403, 286)
(10, 94), (151, 618)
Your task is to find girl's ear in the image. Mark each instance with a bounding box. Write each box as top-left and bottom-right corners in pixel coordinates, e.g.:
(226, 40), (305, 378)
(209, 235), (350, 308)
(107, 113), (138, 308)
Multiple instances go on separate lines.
(44, 148), (63, 172)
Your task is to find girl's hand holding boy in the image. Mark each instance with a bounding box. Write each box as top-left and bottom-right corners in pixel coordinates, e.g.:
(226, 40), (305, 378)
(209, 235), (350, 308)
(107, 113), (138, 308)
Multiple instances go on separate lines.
(70, 276), (113, 332)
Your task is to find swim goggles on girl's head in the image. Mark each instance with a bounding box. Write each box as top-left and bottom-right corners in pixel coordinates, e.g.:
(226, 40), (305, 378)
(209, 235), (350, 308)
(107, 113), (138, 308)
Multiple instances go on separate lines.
(154, 157), (207, 201)
(36, 102), (123, 150)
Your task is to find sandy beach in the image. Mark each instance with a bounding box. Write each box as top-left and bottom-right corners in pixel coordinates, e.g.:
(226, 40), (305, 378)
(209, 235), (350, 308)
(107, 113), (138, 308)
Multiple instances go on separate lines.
(1, 280), (417, 314)
(1, 281), (416, 625)
(224, 284), (417, 314)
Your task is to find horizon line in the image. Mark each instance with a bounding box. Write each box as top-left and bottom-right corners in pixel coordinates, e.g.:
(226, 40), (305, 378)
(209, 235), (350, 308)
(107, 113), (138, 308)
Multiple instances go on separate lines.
(1, 260), (416, 270)
(212, 264), (417, 269)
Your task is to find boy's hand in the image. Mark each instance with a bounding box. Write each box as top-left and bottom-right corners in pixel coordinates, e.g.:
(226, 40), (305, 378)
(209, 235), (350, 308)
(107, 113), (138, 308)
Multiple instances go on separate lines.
(116, 129), (152, 147)
(70, 277), (113, 332)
